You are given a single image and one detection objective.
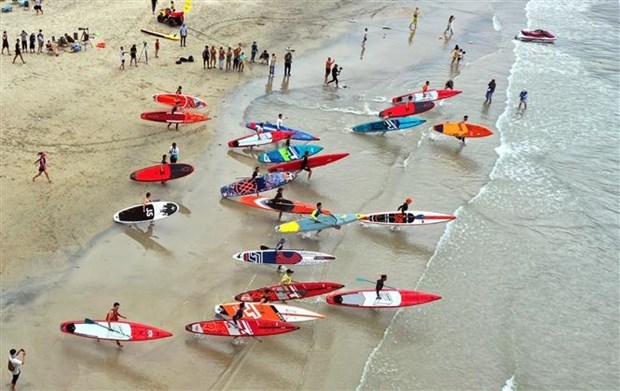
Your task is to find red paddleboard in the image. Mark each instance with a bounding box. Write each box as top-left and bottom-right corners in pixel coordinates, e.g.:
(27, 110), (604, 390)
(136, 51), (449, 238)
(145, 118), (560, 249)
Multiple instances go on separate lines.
(379, 101), (436, 119)
(152, 93), (208, 109)
(235, 281), (345, 302)
(326, 289), (441, 308)
(228, 131), (295, 148)
(239, 195), (319, 215)
(130, 163), (194, 182)
(185, 319), (298, 337)
(391, 89), (462, 104)
(432, 122), (493, 138)
(60, 320), (173, 341)
(267, 153), (349, 173)
(140, 111), (211, 124)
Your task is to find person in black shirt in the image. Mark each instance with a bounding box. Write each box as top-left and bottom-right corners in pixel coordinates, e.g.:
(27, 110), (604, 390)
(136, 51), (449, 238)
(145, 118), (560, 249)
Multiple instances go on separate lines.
(232, 302), (246, 325)
(326, 64), (341, 87)
(13, 39), (25, 64)
(300, 151), (312, 180)
(376, 274), (387, 299)
(397, 198), (413, 214)
(485, 79), (496, 104)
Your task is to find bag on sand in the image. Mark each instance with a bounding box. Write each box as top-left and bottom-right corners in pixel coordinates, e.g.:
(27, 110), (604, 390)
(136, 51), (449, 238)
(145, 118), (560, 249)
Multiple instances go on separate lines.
(8, 359), (15, 372)
(175, 55), (194, 64)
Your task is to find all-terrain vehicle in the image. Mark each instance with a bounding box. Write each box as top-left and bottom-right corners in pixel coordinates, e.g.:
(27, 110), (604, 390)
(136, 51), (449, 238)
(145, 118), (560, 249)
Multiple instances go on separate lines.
(157, 8), (184, 27)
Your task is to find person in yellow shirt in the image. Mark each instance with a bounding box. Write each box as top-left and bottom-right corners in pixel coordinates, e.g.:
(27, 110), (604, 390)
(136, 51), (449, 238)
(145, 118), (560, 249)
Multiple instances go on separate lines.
(280, 269), (294, 285)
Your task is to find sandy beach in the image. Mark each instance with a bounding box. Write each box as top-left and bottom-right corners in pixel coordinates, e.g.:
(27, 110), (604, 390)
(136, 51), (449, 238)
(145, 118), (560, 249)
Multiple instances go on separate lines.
(3, 0), (618, 390)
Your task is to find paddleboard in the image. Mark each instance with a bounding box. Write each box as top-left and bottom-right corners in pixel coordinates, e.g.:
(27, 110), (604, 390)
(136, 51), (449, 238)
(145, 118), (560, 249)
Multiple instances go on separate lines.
(185, 319), (298, 337)
(391, 89), (462, 104)
(60, 320), (173, 341)
(246, 122), (319, 141)
(140, 111), (211, 124)
(352, 117), (426, 133)
(379, 101), (435, 118)
(361, 211), (456, 226)
(215, 302), (325, 323)
(130, 163), (194, 182)
(140, 28), (180, 41)
(326, 289), (442, 308)
(235, 282), (345, 302)
(228, 131), (295, 148)
(232, 249), (336, 265)
(258, 145), (324, 163)
(220, 172), (297, 198)
(239, 195), (319, 215)
(267, 153), (349, 173)
(276, 214), (364, 233)
(113, 202), (178, 223)
(152, 93), (207, 109)
(432, 122), (493, 138)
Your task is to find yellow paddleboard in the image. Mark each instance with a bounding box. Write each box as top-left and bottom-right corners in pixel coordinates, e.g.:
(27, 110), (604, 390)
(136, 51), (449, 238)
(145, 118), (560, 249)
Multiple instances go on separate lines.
(140, 29), (180, 41)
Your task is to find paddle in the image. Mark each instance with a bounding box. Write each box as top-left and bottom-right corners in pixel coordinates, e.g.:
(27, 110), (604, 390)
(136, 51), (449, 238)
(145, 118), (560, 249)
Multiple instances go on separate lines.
(84, 318), (131, 338)
(330, 214), (341, 230)
(355, 278), (397, 290)
(214, 313), (262, 343)
(260, 245), (271, 250)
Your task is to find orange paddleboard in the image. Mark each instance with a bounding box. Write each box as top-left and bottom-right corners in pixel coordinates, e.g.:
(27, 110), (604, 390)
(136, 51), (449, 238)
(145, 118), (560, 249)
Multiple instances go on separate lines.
(432, 122), (493, 138)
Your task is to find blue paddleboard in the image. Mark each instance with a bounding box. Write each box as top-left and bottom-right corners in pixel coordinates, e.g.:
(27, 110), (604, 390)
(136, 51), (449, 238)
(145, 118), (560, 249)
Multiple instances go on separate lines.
(352, 117), (426, 133)
(258, 145), (324, 163)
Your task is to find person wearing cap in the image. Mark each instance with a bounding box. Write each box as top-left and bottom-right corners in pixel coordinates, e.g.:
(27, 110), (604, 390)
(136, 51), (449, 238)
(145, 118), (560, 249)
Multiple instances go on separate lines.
(376, 274), (387, 300)
(280, 269), (294, 286)
(397, 198), (413, 215)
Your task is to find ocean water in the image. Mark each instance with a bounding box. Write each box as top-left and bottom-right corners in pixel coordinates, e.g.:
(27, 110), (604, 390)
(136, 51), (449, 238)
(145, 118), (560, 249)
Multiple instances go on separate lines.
(358, 0), (619, 389)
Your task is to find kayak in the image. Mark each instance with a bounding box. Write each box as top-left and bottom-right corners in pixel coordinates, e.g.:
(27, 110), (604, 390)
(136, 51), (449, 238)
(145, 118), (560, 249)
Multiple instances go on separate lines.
(185, 319), (298, 337)
(352, 117), (426, 133)
(361, 211), (456, 226)
(140, 111), (211, 124)
(235, 282), (345, 302)
(379, 101), (435, 119)
(60, 320), (173, 341)
(152, 93), (207, 109)
(215, 302), (325, 323)
(113, 202), (178, 224)
(432, 122), (493, 138)
(232, 249), (336, 266)
(391, 89), (462, 104)
(516, 29), (556, 43)
(258, 145), (324, 163)
(220, 172), (297, 198)
(326, 289), (442, 308)
(228, 131), (295, 148)
(276, 214), (364, 233)
(140, 28), (180, 41)
(267, 153), (349, 173)
(246, 122), (319, 141)
(130, 163), (194, 182)
(239, 195), (319, 215)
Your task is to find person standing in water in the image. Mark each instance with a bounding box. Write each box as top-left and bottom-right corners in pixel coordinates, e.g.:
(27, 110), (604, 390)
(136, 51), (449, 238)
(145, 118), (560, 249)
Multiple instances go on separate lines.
(457, 115), (468, 145)
(276, 113), (285, 129)
(269, 53), (276, 77)
(299, 151), (312, 180)
(32, 152), (51, 183)
(324, 57), (334, 84)
(410, 7), (420, 30)
(105, 302), (127, 347)
(376, 274), (387, 300)
(326, 64), (341, 87)
(271, 188), (286, 221)
(274, 237), (287, 272)
(518, 90), (528, 110)
(444, 15), (455, 36)
(422, 81), (430, 97)
(362, 28), (368, 45)
(485, 79), (496, 104)
(284, 51), (292, 77)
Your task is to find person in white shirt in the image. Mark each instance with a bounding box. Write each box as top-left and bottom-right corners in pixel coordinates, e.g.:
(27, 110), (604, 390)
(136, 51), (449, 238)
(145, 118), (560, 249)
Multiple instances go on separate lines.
(168, 142), (180, 163)
(8, 348), (26, 391)
(276, 113), (285, 129)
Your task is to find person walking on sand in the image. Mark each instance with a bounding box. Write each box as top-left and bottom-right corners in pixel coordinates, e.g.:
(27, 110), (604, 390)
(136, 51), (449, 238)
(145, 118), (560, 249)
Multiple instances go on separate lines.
(154, 38), (160, 58)
(29, 32), (35, 53)
(151, 0), (158, 14)
(36, 30), (44, 53)
(269, 53), (276, 77)
(8, 348), (26, 391)
(34, 0), (43, 15)
(143, 192), (152, 211)
(202, 45), (210, 69)
(129, 44), (138, 67)
(233, 43), (242, 71)
(225, 46), (232, 71)
(456, 115), (468, 145)
(238, 52), (246, 72)
(175, 85), (182, 94)
(422, 81), (430, 97)
(20, 30), (27, 53)
(444, 15), (455, 36)
(218, 46), (225, 70)
(410, 7), (419, 30)
(251, 41), (258, 63)
(281, 269), (294, 286)
(485, 79), (496, 104)
(284, 51), (292, 77)
(324, 57), (334, 84)
(160, 154), (168, 176)
(169, 142), (180, 163)
(13, 39), (25, 64)
(2, 31), (10, 55)
(445, 79), (454, 90)
(326, 64), (341, 87)
(375, 274), (387, 300)
(119, 46), (126, 69)
(105, 302), (127, 347)
(167, 104), (181, 130)
(179, 22), (187, 47)
(518, 90), (528, 111)
(32, 152), (51, 183)
(299, 151), (312, 180)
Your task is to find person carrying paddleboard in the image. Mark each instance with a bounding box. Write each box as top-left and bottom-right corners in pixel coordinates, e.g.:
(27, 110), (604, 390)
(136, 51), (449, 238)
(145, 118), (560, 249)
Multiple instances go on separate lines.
(311, 202), (336, 236)
(143, 192), (152, 212)
(275, 237), (287, 272)
(271, 188), (286, 220)
(167, 104), (181, 130)
(32, 152), (51, 183)
(422, 81), (430, 97)
(398, 198), (413, 215)
(105, 302), (127, 347)
(251, 167), (261, 196)
(376, 274), (387, 300)
(457, 115), (468, 145)
(281, 269), (294, 286)
(259, 289), (271, 303)
(160, 154), (168, 175)
(299, 151), (313, 180)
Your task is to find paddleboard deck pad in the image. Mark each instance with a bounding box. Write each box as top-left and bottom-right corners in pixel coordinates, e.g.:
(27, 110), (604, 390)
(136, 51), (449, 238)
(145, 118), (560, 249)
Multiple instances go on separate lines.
(185, 319), (298, 337)
(113, 202), (179, 223)
(233, 249), (336, 265)
(235, 282), (345, 302)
